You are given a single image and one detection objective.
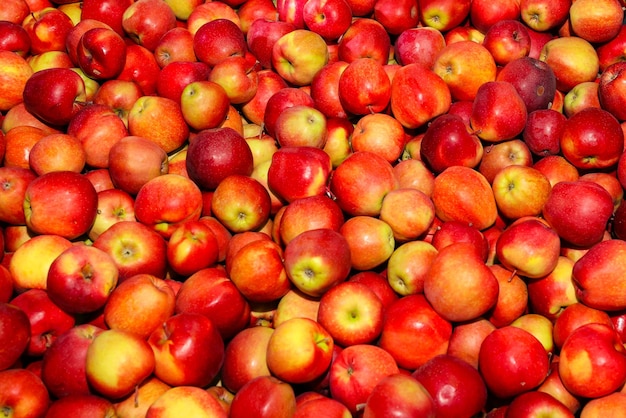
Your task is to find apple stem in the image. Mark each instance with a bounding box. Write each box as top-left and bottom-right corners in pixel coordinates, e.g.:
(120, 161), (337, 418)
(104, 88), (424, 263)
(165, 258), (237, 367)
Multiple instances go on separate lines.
(508, 270), (517, 283)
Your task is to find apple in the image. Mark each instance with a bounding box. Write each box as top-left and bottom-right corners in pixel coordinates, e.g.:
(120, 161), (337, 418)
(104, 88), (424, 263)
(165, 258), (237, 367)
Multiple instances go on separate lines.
(373, 0), (419, 35)
(22, 7), (74, 55)
(392, 63), (451, 130)
(599, 61), (626, 122)
(23, 171), (98, 240)
(482, 19), (531, 66)
(492, 165), (552, 221)
(186, 0), (241, 34)
(447, 318), (496, 369)
(523, 109), (566, 157)
(104, 273), (176, 340)
(272, 29), (329, 87)
(276, 0), (307, 28)
(210, 174), (271, 233)
(496, 56), (557, 113)
(505, 391), (575, 417)
(533, 154), (580, 187)
(241, 69), (288, 127)
(28, 133), (86, 176)
(127, 96), (189, 154)
(81, 0), (132, 37)
(155, 61), (210, 105)
(598, 25), (626, 71)
(542, 180), (614, 248)
(0, 302), (30, 371)
(186, 127), (254, 191)
(328, 343), (399, 414)
(76, 27), (127, 81)
(221, 325), (273, 393)
(117, 44), (161, 96)
(273, 105), (327, 148)
(3, 125), (47, 171)
(362, 372), (435, 417)
(40, 324), (104, 398)
(148, 312), (224, 387)
(180, 81), (230, 132)
(539, 36), (600, 93)
(294, 394), (352, 418)
(0, 166), (37, 225)
(553, 302), (614, 351)
(263, 87), (315, 138)
(92, 220), (168, 281)
(208, 55), (259, 105)
(0, 0), (29, 24)
(469, 0), (520, 33)
(580, 172), (624, 213)
(378, 294), (452, 370)
(0, 369), (50, 418)
(146, 385), (228, 418)
(121, 0), (177, 52)
(153, 27), (196, 68)
(394, 26), (445, 68)
(412, 354), (488, 417)
(479, 325), (550, 399)
(22, 67), (86, 126)
(563, 81), (601, 117)
(418, 0), (470, 32)
(166, 220), (220, 278)
(65, 18), (114, 66)
(45, 394), (119, 418)
(175, 266), (250, 341)
(266, 317), (334, 384)
(580, 392), (626, 416)
(310, 60), (349, 119)
(10, 288), (76, 357)
(277, 194), (343, 246)
(92, 79), (142, 127)
(559, 323), (626, 398)
(339, 216), (395, 272)
(85, 328), (156, 400)
(392, 157), (435, 196)
(432, 41), (497, 102)
(108, 135), (168, 196)
(443, 25), (485, 44)
(302, 0), (352, 41)
(337, 18), (390, 65)
(0, 21), (31, 57)
(519, 0), (570, 32)
(385, 240), (436, 297)
(431, 165), (498, 231)
(246, 19), (295, 70)
(193, 18), (247, 67)
(229, 375), (296, 418)
(569, 0), (623, 44)
(237, 0), (277, 34)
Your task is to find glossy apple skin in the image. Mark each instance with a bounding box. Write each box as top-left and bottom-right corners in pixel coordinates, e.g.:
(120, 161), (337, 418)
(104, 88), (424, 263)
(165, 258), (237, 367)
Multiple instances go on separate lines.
(81, 0), (132, 36)
(193, 18), (247, 67)
(229, 375), (297, 418)
(0, 368), (50, 418)
(76, 27), (127, 80)
(221, 325), (273, 393)
(0, 302), (31, 371)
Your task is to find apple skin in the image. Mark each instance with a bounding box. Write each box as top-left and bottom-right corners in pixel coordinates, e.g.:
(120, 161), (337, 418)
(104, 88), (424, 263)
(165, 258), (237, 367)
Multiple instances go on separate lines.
(539, 36), (600, 93)
(92, 79), (142, 127)
(166, 220), (220, 278)
(246, 19), (296, 70)
(181, 80), (231, 132)
(380, 187), (436, 243)
(221, 325), (273, 393)
(553, 303), (614, 351)
(559, 323), (626, 399)
(469, 0), (520, 33)
(0, 0), (29, 24)
(0, 21), (31, 57)
(22, 67), (86, 127)
(210, 174), (271, 233)
(0, 166), (37, 225)
(328, 343), (400, 414)
(447, 318), (496, 369)
(412, 354), (488, 418)
(431, 220), (489, 261)
(506, 390), (575, 418)
(156, 61), (210, 105)
(122, 0), (177, 52)
(22, 6), (74, 55)
(175, 267), (250, 341)
(479, 325), (550, 399)
(0, 50), (33, 111)
(146, 385), (228, 418)
(81, 0), (132, 37)
(302, 0), (352, 41)
(362, 373), (435, 417)
(569, 0), (623, 44)
(44, 394), (117, 418)
(378, 294), (452, 370)
(519, 0), (570, 32)
(229, 375), (297, 418)
(28, 133), (86, 176)
(23, 171), (98, 240)
(193, 18), (247, 66)
(523, 109), (566, 157)
(0, 368), (50, 418)
(542, 180), (614, 249)
(272, 29), (329, 87)
(338, 57), (391, 116)
(148, 312), (225, 388)
(482, 19), (531, 66)
(394, 26), (446, 68)
(263, 87), (315, 139)
(186, 127), (254, 191)
(0, 302), (30, 371)
(599, 61), (626, 122)
(390, 63), (451, 130)
(117, 44), (161, 96)
(496, 56), (557, 113)
(274, 105), (327, 148)
(337, 18), (390, 65)
(526, 256), (577, 320)
(76, 27), (127, 80)
(40, 324), (104, 398)
(418, 0), (470, 32)
(277, 194), (344, 245)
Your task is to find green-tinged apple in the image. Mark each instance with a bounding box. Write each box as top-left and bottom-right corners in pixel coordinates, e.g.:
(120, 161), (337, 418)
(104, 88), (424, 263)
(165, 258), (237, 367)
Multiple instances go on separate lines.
(447, 318), (496, 369)
(10, 288), (76, 357)
(317, 281), (384, 347)
(46, 245), (118, 314)
(244, 129), (279, 168)
(0, 369), (50, 418)
(180, 81), (230, 132)
(479, 325), (550, 399)
(208, 55), (258, 105)
(470, 81), (528, 142)
(108, 135), (168, 196)
(424, 242), (499, 322)
(148, 312), (224, 387)
(431, 165), (498, 231)
(328, 343), (399, 414)
(246, 19), (296, 70)
(274, 105), (327, 148)
(572, 239), (626, 311)
(210, 174), (271, 233)
(251, 159), (285, 216)
(418, 0), (470, 31)
(511, 313), (555, 353)
(283, 228), (351, 297)
(27, 50), (73, 72)
(386, 240), (438, 296)
(390, 63), (451, 130)
(378, 294), (452, 370)
(539, 36), (599, 93)
(266, 317), (334, 384)
(23, 171), (98, 240)
(420, 113), (483, 173)
(263, 87), (315, 138)
(229, 375), (296, 418)
(22, 67), (86, 126)
(104, 273), (176, 340)
(563, 81), (600, 117)
(134, 174), (203, 238)
(8, 234), (72, 291)
(329, 151), (398, 217)
(519, 0), (570, 32)
(40, 324), (104, 398)
(186, 127), (254, 191)
(92, 220), (168, 281)
(559, 323), (626, 399)
(542, 180), (614, 248)
(492, 165), (551, 220)
(28, 133), (86, 176)
(340, 216), (395, 271)
(127, 95), (189, 154)
(0, 50), (32, 110)
(166, 220), (220, 278)
(221, 325), (273, 393)
(228, 238), (291, 303)
(495, 218), (561, 279)
(433, 41), (497, 101)
(272, 29), (329, 86)
(146, 385), (228, 418)
(175, 266), (249, 341)
(486, 264), (529, 328)
(155, 61), (211, 105)
(363, 373), (435, 417)
(0, 302), (30, 371)
(267, 146), (332, 204)
(412, 354), (488, 418)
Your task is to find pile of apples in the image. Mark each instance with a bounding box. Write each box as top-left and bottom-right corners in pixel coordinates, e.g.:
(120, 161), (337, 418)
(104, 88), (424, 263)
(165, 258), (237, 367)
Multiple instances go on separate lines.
(3, 0), (626, 415)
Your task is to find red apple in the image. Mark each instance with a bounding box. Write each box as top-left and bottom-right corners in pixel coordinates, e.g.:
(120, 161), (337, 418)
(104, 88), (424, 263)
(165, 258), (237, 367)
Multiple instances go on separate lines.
(246, 19), (296, 70)
(122, 0), (176, 51)
(447, 318), (496, 369)
(497, 56), (557, 113)
(193, 18), (247, 66)
(337, 18), (390, 65)
(92, 79), (142, 127)
(538, 36), (599, 93)
(373, 0), (419, 35)
(277, 194), (344, 245)
(45, 394), (117, 418)
(81, 0), (132, 37)
(0, 0), (30, 25)
(0, 166), (37, 226)
(210, 174), (271, 233)
(0, 302), (30, 371)
(181, 81), (231, 132)
(0, 369), (50, 418)
(418, 0), (470, 32)
(263, 87), (315, 138)
(221, 325), (273, 393)
(599, 61), (626, 122)
(506, 391), (575, 418)
(394, 26), (446, 68)
(241, 69), (288, 127)
(0, 51), (33, 113)
(523, 109), (566, 157)
(22, 7), (74, 55)
(229, 375), (296, 418)
(482, 19), (531, 66)
(76, 27), (127, 80)
(569, 0), (623, 44)
(302, 0), (352, 41)
(272, 29), (329, 87)
(519, 0), (570, 32)
(0, 21), (31, 57)
(146, 385), (228, 418)
(166, 220), (219, 278)
(117, 44), (161, 96)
